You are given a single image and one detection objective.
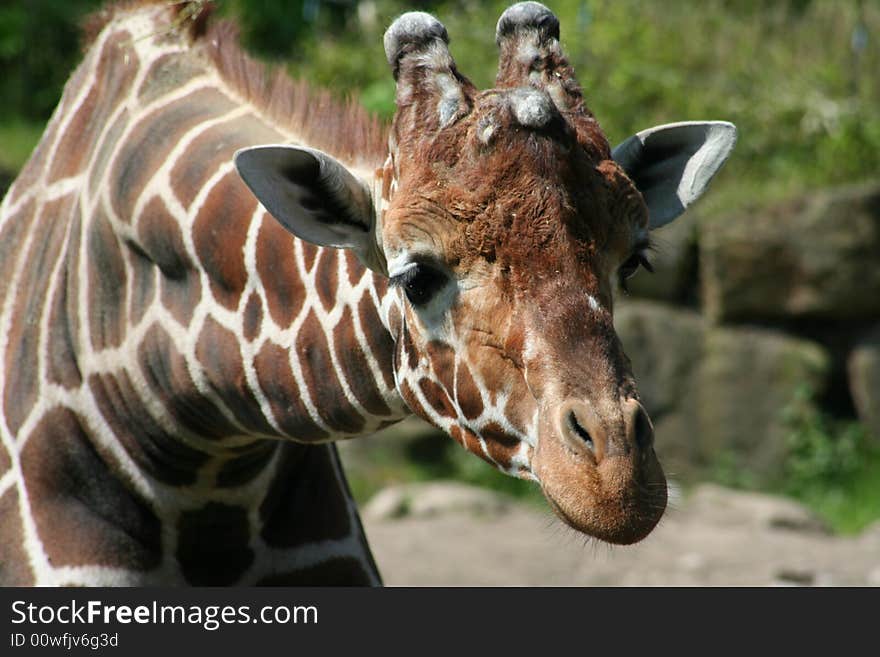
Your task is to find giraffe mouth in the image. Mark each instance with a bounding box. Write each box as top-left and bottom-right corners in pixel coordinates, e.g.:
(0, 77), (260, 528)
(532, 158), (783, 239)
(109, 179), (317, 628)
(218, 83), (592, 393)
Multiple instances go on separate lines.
(533, 416), (667, 545)
(541, 480), (667, 545)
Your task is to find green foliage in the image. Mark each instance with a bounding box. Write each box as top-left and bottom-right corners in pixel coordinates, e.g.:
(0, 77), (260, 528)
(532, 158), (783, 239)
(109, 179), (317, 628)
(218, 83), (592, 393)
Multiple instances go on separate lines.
(777, 385), (880, 533)
(782, 386), (864, 486)
(221, 0), (357, 59)
(707, 449), (761, 491)
(264, 0), (880, 213)
(3, 0), (879, 206)
(0, 0), (102, 122)
(706, 385), (880, 533)
(0, 120), (45, 174)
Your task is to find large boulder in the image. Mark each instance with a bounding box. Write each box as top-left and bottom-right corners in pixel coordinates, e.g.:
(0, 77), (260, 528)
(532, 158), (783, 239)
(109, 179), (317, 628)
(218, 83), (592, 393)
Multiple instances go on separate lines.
(848, 326), (880, 442)
(614, 301), (705, 473)
(685, 483), (829, 535)
(615, 301), (831, 482)
(700, 182), (880, 322)
(698, 326), (830, 482)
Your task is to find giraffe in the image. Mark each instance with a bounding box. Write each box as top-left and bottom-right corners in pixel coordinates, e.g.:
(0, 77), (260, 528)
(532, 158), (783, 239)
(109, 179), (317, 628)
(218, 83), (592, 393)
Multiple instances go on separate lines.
(0, 1), (736, 586)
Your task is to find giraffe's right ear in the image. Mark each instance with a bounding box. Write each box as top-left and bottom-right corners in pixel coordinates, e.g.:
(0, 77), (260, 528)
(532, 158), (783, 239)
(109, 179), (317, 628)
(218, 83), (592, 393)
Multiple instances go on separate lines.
(234, 145), (386, 273)
(612, 121), (737, 230)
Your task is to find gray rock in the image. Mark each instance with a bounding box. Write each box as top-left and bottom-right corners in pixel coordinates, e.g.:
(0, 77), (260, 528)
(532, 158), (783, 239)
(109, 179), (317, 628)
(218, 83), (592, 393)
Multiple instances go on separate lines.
(698, 326), (830, 482)
(866, 566), (880, 586)
(848, 326), (880, 442)
(686, 483), (829, 535)
(614, 301), (704, 474)
(701, 181), (880, 322)
(615, 302), (831, 482)
(858, 520), (880, 546)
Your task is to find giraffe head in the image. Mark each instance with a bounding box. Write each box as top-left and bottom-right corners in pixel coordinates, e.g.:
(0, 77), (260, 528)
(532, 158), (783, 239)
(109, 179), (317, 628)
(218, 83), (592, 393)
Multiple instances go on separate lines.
(235, 3), (736, 544)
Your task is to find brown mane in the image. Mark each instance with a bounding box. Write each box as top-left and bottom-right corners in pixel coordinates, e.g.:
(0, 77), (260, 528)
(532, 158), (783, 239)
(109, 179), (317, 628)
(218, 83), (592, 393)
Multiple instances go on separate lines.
(82, 0), (388, 165)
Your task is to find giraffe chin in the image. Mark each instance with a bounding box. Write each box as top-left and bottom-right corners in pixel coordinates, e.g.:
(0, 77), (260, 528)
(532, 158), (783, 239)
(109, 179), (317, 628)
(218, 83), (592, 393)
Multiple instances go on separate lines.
(533, 429), (668, 545)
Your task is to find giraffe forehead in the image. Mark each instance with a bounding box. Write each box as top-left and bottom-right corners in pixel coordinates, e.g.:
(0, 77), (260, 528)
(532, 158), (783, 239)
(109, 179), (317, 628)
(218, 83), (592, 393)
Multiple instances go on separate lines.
(384, 148), (639, 275)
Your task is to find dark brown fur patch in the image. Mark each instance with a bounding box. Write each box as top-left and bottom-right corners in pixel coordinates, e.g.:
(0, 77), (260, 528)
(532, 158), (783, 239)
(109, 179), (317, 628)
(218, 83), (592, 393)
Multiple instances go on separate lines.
(88, 371), (208, 485)
(193, 171), (255, 311)
(358, 294), (396, 391)
(480, 420), (521, 467)
(343, 250), (364, 288)
(256, 217), (303, 328)
(0, 441), (9, 475)
(259, 443), (351, 548)
(216, 440), (277, 488)
(253, 341), (328, 441)
(87, 203), (128, 350)
(426, 340), (456, 393)
(398, 379), (427, 419)
(314, 248), (339, 314)
(63, 209), (83, 368)
(455, 363), (484, 420)
(110, 87), (235, 222)
(0, 199), (34, 316)
(0, 488), (35, 585)
(242, 291), (263, 342)
(400, 316), (419, 371)
(458, 425), (486, 457)
(47, 32), (138, 183)
(136, 195), (193, 277)
(177, 502), (253, 585)
(332, 306), (391, 417)
(300, 241), (318, 272)
(138, 323), (240, 439)
(195, 315), (276, 435)
(170, 113), (280, 210)
(87, 108), (129, 198)
(4, 196), (71, 434)
(418, 378), (456, 419)
(20, 406), (162, 570)
(125, 236), (158, 327)
(295, 310), (364, 434)
(137, 196), (201, 325)
(47, 246), (83, 389)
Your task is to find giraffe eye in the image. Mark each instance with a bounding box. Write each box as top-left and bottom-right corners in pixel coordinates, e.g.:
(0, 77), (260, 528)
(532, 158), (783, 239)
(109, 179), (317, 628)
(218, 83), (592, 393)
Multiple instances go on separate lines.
(391, 263), (449, 306)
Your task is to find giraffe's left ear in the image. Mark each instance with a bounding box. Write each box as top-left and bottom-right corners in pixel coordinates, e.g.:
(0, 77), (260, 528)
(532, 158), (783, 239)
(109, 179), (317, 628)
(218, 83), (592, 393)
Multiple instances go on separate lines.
(234, 145), (385, 273)
(612, 121), (737, 229)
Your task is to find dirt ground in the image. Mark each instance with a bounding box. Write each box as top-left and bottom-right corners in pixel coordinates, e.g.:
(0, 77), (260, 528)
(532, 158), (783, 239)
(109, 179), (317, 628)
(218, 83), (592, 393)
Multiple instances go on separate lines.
(359, 482), (880, 586)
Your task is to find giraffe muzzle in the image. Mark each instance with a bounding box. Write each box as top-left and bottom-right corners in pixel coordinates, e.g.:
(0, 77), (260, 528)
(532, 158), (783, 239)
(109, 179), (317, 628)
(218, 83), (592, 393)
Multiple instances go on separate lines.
(533, 397), (667, 545)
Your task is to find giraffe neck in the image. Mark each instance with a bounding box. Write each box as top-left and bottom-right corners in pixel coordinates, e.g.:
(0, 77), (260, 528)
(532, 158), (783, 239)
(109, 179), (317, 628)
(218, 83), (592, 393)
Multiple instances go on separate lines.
(0, 2), (405, 585)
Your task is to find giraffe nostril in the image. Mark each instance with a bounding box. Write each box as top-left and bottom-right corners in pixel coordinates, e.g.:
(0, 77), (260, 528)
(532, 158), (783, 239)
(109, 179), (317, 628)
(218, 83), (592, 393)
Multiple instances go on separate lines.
(567, 411), (594, 451)
(632, 402), (654, 452)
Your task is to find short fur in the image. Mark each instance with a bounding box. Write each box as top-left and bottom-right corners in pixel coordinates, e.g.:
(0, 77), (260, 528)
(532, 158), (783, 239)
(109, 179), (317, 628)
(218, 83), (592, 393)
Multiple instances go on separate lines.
(84, 1), (386, 165)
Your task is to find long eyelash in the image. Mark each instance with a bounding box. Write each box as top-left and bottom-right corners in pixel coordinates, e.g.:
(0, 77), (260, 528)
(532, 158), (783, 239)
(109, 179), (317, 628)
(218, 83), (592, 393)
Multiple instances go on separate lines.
(618, 242), (656, 294)
(389, 266), (418, 288)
